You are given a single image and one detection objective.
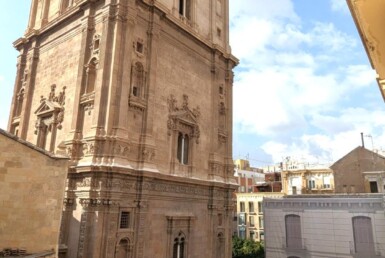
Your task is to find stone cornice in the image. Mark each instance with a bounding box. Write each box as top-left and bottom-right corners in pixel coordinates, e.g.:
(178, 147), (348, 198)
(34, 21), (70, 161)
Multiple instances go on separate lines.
(69, 165), (238, 188)
(264, 194), (385, 212)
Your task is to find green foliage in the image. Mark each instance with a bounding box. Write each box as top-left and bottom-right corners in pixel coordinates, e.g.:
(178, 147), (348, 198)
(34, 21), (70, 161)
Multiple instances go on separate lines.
(232, 236), (265, 258)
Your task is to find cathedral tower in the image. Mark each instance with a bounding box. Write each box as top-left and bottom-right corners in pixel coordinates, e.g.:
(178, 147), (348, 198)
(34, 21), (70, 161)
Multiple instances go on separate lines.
(8, 0), (238, 257)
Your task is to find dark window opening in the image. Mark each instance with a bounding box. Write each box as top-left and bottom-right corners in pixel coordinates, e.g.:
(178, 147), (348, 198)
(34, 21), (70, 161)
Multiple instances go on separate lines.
(179, 0), (184, 15)
(179, 0), (191, 19)
(133, 86), (138, 97)
(219, 86), (223, 95)
(119, 211), (130, 229)
(173, 233), (185, 258)
(370, 181), (378, 193)
(217, 27), (221, 38)
(177, 133), (189, 165)
(136, 41), (143, 53)
(240, 202), (245, 212)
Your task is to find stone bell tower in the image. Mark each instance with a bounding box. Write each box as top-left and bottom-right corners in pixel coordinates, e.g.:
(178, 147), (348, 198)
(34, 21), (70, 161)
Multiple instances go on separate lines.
(8, 0), (238, 257)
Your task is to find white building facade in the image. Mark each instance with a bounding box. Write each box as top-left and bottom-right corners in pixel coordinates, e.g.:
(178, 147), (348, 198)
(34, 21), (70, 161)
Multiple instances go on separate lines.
(264, 194), (385, 258)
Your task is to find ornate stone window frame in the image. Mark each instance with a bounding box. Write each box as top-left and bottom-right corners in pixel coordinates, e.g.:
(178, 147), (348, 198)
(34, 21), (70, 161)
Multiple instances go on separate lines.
(34, 84), (66, 152)
(129, 61), (147, 112)
(166, 215), (195, 258)
(167, 94), (200, 175)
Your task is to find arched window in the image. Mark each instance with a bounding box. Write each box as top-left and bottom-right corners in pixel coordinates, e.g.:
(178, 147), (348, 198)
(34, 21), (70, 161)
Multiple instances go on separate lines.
(115, 238), (130, 258)
(177, 133), (189, 165)
(173, 232), (185, 258)
(216, 232), (224, 258)
(131, 62), (144, 98)
(352, 216), (375, 255)
(84, 58), (98, 94)
(285, 214), (301, 249)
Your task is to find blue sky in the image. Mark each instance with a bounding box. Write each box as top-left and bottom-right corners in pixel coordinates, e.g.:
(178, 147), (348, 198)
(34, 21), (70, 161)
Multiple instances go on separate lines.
(1, 1), (385, 167)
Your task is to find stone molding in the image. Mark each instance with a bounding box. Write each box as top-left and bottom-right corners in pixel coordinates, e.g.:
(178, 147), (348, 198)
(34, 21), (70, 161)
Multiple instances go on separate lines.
(79, 198), (119, 208)
(264, 195), (385, 212)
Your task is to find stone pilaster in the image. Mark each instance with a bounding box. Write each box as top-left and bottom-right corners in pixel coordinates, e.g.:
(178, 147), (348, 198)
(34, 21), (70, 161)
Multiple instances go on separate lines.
(137, 4), (162, 171)
(26, 0), (38, 33)
(19, 42), (39, 140)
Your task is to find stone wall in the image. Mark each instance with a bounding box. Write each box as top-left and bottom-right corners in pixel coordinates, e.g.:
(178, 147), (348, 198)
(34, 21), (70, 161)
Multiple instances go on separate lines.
(332, 147), (385, 193)
(0, 129), (68, 255)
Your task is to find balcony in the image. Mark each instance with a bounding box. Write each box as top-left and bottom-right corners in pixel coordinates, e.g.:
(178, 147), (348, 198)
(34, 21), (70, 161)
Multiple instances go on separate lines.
(349, 241), (384, 257)
(282, 237), (307, 251)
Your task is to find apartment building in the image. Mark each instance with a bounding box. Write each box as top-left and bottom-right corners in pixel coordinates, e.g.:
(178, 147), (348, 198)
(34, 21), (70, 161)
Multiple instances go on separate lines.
(236, 192), (284, 242)
(281, 159), (334, 195)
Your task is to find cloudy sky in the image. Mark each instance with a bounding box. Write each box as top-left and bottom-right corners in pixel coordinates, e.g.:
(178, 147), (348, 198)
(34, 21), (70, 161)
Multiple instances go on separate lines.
(1, 1), (384, 167)
(230, 0), (385, 166)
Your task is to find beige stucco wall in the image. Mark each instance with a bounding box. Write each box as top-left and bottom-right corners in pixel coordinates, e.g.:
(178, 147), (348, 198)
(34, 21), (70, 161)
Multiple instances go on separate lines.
(264, 195), (385, 258)
(0, 130), (68, 254)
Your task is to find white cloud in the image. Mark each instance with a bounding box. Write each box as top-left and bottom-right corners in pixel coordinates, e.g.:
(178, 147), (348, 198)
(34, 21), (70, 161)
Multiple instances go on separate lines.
(343, 65), (376, 89)
(230, 1), (383, 165)
(230, 0), (298, 23)
(262, 124), (385, 165)
(309, 22), (356, 51)
(330, 0), (349, 14)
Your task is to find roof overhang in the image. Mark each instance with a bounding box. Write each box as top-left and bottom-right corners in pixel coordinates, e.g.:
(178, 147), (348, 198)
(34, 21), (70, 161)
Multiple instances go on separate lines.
(347, 0), (385, 101)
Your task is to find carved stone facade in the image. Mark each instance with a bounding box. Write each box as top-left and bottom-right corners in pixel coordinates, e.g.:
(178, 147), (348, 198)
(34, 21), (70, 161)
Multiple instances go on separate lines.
(8, 0), (237, 257)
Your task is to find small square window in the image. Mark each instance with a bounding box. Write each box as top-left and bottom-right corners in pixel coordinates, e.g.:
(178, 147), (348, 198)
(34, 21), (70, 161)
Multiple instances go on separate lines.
(136, 41), (143, 54)
(217, 28), (221, 38)
(120, 211), (130, 229)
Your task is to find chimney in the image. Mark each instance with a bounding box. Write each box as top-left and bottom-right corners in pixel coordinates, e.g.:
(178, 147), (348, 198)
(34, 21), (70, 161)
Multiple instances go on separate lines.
(361, 132), (365, 148)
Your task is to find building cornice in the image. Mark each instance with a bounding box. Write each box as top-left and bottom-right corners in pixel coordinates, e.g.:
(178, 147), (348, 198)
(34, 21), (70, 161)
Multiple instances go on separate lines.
(264, 194), (385, 212)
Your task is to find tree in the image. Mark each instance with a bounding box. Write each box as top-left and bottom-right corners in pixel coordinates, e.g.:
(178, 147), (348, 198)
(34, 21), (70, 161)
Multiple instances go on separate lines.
(232, 236), (265, 258)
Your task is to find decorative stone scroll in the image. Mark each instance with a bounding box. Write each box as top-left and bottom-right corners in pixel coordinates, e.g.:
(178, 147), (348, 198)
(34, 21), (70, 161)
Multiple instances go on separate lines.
(82, 140), (101, 156)
(142, 147), (155, 161)
(113, 142), (132, 158)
